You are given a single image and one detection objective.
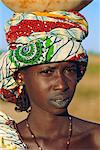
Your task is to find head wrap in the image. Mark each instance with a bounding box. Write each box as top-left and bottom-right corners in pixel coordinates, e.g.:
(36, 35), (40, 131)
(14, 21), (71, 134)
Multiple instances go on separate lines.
(0, 11), (88, 103)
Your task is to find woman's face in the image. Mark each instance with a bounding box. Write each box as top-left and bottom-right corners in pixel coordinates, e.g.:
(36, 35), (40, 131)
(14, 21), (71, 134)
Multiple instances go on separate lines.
(21, 61), (78, 114)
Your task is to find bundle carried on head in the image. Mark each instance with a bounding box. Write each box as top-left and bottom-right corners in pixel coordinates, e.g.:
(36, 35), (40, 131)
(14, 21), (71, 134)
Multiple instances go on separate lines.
(0, 11), (88, 103)
(1, 0), (93, 12)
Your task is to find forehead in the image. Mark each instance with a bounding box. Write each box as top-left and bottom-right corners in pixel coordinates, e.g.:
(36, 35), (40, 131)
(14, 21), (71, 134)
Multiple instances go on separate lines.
(23, 61), (77, 72)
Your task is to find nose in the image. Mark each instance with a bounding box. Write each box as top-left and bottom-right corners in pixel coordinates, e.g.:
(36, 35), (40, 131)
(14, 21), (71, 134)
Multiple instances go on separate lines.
(53, 72), (69, 91)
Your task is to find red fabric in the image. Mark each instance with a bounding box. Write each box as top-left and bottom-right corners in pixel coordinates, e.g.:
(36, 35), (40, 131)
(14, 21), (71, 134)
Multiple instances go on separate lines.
(6, 19), (85, 44)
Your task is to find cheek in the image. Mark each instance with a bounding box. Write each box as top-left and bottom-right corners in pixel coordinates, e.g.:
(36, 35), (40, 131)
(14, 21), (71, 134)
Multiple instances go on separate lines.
(24, 77), (50, 101)
(68, 80), (77, 93)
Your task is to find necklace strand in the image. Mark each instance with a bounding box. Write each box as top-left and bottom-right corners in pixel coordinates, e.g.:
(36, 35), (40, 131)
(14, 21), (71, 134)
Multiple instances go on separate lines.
(26, 115), (72, 150)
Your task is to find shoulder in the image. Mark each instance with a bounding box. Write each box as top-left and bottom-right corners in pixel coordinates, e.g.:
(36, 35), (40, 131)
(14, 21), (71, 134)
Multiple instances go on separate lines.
(72, 116), (100, 134)
(92, 126), (100, 149)
(71, 116), (100, 149)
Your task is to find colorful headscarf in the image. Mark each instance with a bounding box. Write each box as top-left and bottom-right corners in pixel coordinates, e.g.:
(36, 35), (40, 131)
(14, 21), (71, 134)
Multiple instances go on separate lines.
(0, 11), (88, 103)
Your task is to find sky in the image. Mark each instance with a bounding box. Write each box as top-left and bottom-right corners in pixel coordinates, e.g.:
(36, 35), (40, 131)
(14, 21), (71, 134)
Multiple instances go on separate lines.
(0, 0), (100, 54)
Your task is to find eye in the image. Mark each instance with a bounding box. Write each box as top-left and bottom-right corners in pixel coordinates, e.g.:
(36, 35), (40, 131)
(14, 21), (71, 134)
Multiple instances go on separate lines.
(64, 67), (77, 74)
(40, 68), (54, 75)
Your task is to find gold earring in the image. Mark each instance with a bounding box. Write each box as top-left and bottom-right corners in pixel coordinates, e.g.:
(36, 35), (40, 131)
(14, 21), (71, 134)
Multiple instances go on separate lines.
(17, 73), (23, 85)
(17, 79), (22, 84)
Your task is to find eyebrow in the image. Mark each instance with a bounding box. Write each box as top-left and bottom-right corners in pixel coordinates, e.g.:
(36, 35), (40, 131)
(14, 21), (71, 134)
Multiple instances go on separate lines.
(40, 66), (56, 70)
(66, 64), (77, 68)
(39, 63), (77, 70)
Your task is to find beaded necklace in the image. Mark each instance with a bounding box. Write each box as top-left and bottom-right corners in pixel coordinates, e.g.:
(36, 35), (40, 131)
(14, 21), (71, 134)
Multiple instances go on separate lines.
(26, 115), (72, 150)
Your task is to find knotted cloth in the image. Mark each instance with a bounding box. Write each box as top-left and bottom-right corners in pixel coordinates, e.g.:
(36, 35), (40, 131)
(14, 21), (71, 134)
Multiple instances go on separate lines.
(0, 11), (88, 102)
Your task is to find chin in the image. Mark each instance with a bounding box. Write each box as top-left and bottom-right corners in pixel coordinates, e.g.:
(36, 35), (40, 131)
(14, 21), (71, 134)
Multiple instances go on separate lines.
(48, 105), (69, 116)
(52, 108), (68, 116)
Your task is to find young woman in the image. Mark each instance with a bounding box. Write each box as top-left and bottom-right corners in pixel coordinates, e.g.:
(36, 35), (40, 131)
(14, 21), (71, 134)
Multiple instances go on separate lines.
(0, 10), (100, 150)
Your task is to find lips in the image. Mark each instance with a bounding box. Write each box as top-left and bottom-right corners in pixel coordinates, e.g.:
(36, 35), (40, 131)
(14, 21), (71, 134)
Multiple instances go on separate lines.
(49, 95), (71, 108)
(50, 95), (69, 102)
(50, 98), (70, 108)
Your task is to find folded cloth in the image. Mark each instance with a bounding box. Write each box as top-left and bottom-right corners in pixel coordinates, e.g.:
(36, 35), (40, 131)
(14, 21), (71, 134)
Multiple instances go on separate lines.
(0, 111), (27, 149)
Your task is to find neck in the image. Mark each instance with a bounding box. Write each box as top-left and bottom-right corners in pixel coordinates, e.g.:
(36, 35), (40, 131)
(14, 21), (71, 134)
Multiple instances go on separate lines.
(27, 107), (70, 138)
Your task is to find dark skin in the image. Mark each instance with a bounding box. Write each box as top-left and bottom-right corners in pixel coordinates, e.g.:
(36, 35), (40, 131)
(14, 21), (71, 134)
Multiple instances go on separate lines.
(17, 61), (100, 150)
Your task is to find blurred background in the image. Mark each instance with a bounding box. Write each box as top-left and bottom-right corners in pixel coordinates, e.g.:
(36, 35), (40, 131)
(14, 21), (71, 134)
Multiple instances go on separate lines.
(0, 0), (100, 123)
(69, 53), (100, 123)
